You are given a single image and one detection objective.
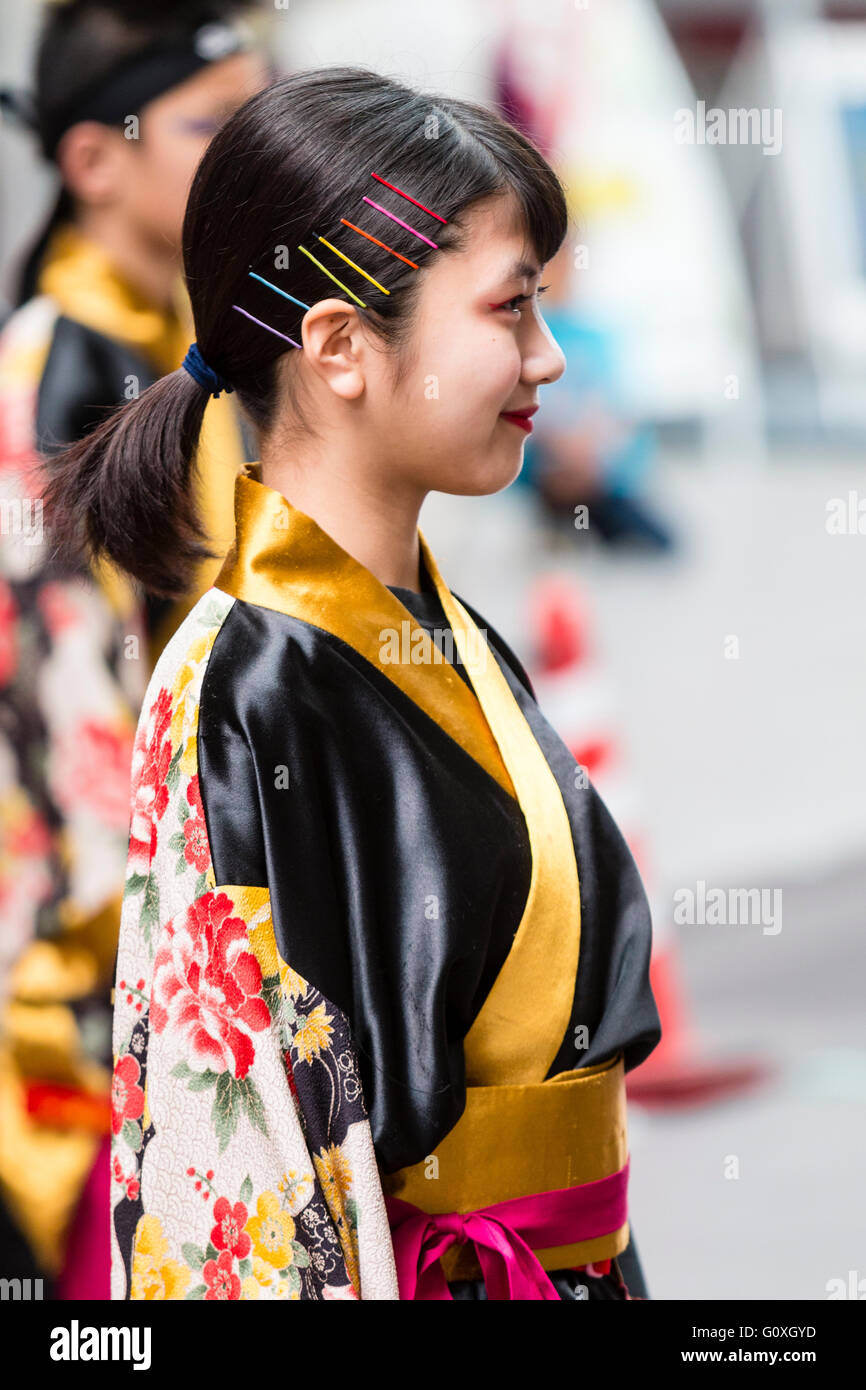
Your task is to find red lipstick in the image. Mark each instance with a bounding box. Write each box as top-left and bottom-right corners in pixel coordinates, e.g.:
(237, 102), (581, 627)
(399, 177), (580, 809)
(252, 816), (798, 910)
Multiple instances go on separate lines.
(499, 405), (538, 435)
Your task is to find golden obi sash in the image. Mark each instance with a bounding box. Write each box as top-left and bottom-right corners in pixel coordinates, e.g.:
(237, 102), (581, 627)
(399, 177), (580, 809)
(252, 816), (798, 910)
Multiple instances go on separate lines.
(380, 1053), (629, 1282)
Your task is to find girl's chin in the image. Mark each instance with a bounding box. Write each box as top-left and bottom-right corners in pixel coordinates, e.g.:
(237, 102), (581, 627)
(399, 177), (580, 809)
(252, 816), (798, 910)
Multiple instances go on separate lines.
(435, 454), (525, 498)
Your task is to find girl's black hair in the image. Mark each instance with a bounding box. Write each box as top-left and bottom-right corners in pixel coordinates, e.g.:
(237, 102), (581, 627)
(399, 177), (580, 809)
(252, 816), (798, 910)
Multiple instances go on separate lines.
(44, 66), (569, 597)
(9, 0), (260, 306)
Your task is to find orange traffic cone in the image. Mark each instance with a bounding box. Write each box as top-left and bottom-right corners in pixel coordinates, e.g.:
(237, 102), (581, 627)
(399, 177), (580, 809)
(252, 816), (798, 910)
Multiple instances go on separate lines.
(526, 573), (771, 1108)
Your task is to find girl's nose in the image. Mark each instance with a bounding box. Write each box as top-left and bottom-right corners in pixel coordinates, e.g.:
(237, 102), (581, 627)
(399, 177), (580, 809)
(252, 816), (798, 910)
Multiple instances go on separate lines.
(525, 320), (566, 386)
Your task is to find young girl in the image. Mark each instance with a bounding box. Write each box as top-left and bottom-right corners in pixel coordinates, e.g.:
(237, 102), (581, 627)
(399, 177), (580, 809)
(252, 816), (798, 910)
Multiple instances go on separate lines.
(46, 66), (661, 1302)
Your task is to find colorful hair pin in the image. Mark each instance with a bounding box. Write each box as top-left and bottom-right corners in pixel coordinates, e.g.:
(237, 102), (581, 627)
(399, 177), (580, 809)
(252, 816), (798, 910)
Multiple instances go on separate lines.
(232, 173), (444, 350)
(248, 270), (310, 312)
(231, 304), (301, 349)
(316, 235), (390, 295)
(296, 244), (367, 307)
(340, 219), (420, 269)
(362, 196), (439, 249)
(369, 171), (448, 225)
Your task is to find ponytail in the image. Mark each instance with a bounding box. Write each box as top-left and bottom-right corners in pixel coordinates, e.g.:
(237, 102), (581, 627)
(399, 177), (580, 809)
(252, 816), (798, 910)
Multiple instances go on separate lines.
(43, 367), (218, 598)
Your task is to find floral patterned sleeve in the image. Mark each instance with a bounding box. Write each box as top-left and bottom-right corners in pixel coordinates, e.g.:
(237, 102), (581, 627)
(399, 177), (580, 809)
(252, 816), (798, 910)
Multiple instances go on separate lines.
(0, 388), (148, 1269)
(0, 492), (147, 1002)
(110, 590), (399, 1300)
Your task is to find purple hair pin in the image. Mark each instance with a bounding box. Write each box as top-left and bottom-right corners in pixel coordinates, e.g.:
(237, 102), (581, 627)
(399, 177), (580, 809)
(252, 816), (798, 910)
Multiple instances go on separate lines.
(231, 304), (301, 350)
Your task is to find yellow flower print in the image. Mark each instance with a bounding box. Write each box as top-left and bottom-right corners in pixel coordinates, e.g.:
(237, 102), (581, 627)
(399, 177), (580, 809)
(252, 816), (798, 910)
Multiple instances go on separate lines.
(313, 1144), (359, 1294)
(292, 1001), (333, 1063)
(240, 1256), (290, 1300)
(131, 1214), (191, 1300)
(279, 959), (309, 1000)
(170, 633), (210, 704)
(246, 1191), (296, 1268)
(313, 1144), (353, 1214)
(169, 645), (201, 728)
(278, 1168), (315, 1213)
(178, 727), (199, 779)
(170, 630), (218, 775)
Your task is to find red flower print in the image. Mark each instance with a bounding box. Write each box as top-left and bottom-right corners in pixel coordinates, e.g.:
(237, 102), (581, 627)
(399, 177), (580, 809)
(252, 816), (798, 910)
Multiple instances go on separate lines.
(0, 389), (43, 473)
(111, 1054), (144, 1136)
(112, 1155), (140, 1201)
(8, 803), (51, 859)
(36, 581), (81, 636)
(283, 1050), (299, 1105)
(182, 775), (210, 872)
(210, 1197), (251, 1259)
(203, 1249), (240, 1300)
(128, 686), (173, 873)
(150, 892), (270, 1079)
(0, 579), (18, 687)
(54, 719), (135, 829)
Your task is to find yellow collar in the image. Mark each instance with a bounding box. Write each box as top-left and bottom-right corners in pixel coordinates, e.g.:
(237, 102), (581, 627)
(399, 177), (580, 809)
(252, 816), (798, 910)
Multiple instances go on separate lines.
(36, 223), (191, 376)
(215, 464), (583, 1085)
(215, 464), (515, 799)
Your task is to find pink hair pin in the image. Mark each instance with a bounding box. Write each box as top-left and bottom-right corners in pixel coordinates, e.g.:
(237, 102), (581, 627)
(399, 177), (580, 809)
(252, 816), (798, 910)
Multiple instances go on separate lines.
(362, 196), (439, 249)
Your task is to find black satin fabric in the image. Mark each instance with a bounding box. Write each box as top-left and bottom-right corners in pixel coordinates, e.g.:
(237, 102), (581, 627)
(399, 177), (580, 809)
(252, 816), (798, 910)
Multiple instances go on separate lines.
(197, 573), (660, 1302)
(198, 575), (660, 1182)
(198, 595), (533, 1172)
(353, 584), (655, 1303)
(385, 573), (537, 701)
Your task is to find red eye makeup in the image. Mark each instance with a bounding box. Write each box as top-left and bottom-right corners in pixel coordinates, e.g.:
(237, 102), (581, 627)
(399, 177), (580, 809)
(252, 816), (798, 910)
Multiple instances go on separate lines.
(488, 285), (551, 313)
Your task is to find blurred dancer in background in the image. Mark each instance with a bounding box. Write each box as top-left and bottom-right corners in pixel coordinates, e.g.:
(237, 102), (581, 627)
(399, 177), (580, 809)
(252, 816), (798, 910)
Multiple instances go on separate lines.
(0, 0), (272, 1296)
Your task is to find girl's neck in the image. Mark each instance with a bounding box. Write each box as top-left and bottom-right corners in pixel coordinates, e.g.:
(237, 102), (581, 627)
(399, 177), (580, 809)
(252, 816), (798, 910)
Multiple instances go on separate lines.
(74, 206), (181, 313)
(259, 445), (426, 593)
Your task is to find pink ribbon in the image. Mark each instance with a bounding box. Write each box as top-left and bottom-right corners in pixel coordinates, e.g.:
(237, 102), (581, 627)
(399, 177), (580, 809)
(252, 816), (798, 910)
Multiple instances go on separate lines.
(384, 1157), (630, 1300)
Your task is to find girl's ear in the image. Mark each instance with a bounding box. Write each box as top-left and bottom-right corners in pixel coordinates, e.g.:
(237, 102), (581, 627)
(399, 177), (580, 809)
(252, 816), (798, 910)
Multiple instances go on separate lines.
(56, 121), (128, 206)
(298, 298), (367, 401)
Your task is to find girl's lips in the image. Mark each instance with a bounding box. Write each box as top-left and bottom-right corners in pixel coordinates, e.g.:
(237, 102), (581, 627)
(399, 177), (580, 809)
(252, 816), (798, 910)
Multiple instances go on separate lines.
(499, 412), (534, 434)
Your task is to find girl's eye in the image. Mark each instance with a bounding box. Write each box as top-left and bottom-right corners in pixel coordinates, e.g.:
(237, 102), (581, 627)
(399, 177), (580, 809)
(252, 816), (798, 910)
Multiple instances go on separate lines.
(492, 285), (551, 316)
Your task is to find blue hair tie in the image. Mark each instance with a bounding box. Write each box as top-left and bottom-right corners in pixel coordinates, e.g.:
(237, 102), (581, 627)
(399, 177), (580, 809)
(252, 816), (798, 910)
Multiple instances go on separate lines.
(181, 341), (234, 398)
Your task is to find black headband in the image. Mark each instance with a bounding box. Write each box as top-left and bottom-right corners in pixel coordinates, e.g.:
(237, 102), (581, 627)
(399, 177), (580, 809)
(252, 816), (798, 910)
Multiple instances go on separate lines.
(0, 19), (259, 162)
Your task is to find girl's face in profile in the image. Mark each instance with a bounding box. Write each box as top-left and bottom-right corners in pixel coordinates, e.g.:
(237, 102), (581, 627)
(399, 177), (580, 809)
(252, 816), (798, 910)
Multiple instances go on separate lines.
(380, 190), (566, 499)
(94, 52), (270, 256)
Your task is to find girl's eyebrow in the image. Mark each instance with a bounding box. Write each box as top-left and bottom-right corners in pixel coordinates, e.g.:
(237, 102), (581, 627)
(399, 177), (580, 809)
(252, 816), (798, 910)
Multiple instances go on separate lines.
(498, 257), (542, 282)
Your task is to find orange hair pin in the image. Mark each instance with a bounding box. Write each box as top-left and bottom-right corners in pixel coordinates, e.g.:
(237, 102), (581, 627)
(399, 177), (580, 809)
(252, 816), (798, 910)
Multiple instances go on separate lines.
(340, 219), (420, 270)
